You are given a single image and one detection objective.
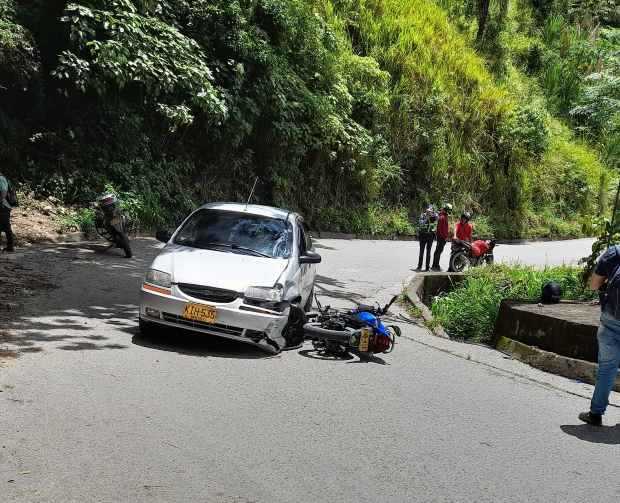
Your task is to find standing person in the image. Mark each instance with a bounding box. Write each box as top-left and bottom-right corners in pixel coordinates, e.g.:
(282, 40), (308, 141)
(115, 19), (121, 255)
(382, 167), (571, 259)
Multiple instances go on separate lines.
(0, 172), (14, 252)
(432, 203), (452, 271)
(579, 246), (620, 426)
(415, 205), (437, 272)
(454, 212), (473, 242)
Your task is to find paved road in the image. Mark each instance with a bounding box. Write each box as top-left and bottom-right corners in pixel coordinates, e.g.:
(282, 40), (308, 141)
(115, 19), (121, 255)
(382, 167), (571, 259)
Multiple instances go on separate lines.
(1, 237), (619, 503)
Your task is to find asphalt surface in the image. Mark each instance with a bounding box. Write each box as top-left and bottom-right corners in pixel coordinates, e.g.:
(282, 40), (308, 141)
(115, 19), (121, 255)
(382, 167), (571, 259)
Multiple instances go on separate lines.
(1, 237), (619, 503)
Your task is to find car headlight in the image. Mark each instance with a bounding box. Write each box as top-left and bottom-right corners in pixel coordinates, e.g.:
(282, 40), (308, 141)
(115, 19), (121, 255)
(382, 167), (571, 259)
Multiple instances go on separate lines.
(145, 269), (172, 288)
(244, 284), (284, 303)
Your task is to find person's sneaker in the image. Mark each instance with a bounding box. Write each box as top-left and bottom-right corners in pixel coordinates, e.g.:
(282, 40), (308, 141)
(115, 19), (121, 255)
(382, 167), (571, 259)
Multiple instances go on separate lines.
(579, 411), (602, 426)
(414, 267), (422, 272)
(431, 266), (442, 272)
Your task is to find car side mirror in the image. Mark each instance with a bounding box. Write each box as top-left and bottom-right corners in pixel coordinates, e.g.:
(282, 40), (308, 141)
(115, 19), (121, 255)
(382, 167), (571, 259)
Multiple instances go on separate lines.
(300, 251), (322, 264)
(155, 230), (172, 243)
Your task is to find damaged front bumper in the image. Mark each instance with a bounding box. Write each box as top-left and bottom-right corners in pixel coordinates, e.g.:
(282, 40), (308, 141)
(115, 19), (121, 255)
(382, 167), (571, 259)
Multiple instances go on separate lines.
(139, 286), (289, 353)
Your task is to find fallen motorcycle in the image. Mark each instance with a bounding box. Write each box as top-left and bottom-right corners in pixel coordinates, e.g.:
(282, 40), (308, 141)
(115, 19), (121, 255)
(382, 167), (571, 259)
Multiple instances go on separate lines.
(449, 238), (496, 272)
(303, 296), (401, 359)
(95, 193), (133, 258)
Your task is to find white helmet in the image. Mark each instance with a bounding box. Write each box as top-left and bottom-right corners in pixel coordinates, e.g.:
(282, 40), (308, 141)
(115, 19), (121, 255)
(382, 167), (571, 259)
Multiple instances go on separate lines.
(97, 193), (118, 208)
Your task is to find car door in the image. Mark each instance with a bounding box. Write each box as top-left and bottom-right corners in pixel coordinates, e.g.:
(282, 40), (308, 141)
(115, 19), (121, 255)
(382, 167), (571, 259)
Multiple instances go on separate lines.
(297, 219), (317, 303)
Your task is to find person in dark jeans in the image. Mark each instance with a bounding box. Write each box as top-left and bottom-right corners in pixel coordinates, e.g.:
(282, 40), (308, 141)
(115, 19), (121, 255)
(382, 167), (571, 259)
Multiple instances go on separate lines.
(415, 205), (437, 272)
(0, 173), (14, 252)
(579, 245), (620, 426)
(432, 203), (452, 271)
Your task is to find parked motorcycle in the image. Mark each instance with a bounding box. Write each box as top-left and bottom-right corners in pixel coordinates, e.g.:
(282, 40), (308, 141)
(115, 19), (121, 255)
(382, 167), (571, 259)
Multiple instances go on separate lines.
(449, 238), (496, 272)
(303, 296), (401, 358)
(95, 193), (133, 258)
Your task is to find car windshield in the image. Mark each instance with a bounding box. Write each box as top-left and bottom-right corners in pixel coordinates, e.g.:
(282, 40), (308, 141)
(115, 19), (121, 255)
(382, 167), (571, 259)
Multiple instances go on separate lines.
(173, 209), (293, 259)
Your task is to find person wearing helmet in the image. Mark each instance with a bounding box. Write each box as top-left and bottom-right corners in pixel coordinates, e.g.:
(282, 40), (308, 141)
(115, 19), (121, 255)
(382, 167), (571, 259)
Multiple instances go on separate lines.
(454, 211), (473, 242)
(415, 205), (437, 272)
(431, 203), (452, 271)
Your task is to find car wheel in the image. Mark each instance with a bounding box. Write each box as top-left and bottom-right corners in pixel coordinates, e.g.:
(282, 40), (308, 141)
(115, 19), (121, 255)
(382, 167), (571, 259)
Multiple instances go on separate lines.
(282, 304), (306, 350)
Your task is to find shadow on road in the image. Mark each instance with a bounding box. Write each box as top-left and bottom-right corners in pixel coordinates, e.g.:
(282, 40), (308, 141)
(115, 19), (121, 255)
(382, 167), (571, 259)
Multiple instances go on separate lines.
(131, 330), (274, 360)
(298, 348), (387, 365)
(312, 241), (337, 251)
(298, 348), (355, 362)
(314, 274), (365, 304)
(1, 240), (154, 356)
(560, 424), (620, 444)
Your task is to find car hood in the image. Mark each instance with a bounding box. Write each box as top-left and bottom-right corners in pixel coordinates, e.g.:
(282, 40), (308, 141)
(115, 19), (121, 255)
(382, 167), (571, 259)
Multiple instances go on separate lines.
(153, 244), (289, 292)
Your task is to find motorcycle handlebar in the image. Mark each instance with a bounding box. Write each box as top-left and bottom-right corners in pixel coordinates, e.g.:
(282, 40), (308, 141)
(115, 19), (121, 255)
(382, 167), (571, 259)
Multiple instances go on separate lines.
(381, 295), (399, 315)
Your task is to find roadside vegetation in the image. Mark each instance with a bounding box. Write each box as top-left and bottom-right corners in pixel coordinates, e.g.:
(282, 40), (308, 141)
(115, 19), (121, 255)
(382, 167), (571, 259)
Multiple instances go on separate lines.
(0, 1), (617, 238)
(430, 264), (596, 343)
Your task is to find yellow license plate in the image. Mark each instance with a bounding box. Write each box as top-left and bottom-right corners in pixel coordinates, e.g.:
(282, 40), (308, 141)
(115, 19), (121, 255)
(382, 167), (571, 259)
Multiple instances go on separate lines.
(182, 303), (217, 324)
(359, 328), (371, 352)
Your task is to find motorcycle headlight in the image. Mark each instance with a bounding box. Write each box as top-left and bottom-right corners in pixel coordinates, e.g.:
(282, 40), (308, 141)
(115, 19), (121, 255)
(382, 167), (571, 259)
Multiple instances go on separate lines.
(244, 284), (284, 303)
(145, 269), (172, 288)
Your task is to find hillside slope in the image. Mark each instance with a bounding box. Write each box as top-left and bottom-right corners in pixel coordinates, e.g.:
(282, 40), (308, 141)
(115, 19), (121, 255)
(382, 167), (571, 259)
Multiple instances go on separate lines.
(0, 0), (616, 238)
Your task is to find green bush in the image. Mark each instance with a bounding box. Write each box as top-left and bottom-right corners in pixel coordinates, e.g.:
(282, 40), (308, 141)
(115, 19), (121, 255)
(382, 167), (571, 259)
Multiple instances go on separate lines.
(431, 264), (595, 343)
(0, 0), (614, 241)
(315, 205), (415, 236)
(59, 208), (96, 234)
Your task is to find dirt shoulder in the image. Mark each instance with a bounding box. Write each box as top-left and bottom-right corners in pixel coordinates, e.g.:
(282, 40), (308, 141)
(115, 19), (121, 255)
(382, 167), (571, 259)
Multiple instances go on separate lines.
(8, 194), (74, 246)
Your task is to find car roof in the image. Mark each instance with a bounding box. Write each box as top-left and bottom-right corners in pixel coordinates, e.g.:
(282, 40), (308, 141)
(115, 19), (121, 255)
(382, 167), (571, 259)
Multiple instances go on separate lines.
(198, 202), (298, 221)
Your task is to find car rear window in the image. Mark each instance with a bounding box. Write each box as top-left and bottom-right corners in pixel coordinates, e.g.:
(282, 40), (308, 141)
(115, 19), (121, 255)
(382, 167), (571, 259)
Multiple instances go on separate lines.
(174, 209), (293, 259)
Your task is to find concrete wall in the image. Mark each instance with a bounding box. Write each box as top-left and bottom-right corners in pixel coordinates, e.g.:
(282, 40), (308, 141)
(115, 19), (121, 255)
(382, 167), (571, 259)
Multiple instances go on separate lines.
(407, 275), (620, 390)
(493, 300), (600, 363)
(417, 273), (464, 307)
(492, 300), (620, 390)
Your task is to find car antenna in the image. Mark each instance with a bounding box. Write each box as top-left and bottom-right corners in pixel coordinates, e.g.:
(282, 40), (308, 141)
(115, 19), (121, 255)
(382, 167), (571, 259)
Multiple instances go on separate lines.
(245, 177), (259, 210)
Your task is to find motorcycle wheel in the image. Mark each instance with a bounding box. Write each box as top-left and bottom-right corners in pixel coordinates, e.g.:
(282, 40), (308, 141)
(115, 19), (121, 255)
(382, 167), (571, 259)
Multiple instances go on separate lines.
(116, 231), (133, 258)
(449, 251), (470, 272)
(485, 254), (494, 265)
(303, 323), (353, 344)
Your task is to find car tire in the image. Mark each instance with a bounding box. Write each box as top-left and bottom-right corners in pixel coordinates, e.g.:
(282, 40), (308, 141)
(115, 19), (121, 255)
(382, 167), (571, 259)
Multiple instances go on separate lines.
(282, 304), (306, 350)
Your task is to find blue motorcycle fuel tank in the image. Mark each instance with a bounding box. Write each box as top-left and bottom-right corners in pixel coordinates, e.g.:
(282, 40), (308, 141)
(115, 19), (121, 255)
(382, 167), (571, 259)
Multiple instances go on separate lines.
(356, 312), (389, 336)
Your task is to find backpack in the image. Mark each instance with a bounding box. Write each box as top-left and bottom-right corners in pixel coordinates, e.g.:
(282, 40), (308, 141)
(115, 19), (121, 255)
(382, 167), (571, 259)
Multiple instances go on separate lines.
(6, 181), (18, 207)
(601, 246), (620, 318)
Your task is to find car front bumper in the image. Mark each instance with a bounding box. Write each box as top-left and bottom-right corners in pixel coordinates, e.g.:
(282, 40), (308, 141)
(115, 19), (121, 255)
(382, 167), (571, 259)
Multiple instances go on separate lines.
(139, 286), (289, 353)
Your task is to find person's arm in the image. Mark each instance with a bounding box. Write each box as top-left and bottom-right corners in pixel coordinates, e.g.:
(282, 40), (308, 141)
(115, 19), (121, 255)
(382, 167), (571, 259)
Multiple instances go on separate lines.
(591, 247), (618, 291)
(591, 273), (607, 291)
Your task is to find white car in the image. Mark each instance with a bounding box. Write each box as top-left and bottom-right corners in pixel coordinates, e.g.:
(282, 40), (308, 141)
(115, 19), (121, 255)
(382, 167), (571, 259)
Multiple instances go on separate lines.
(139, 203), (321, 353)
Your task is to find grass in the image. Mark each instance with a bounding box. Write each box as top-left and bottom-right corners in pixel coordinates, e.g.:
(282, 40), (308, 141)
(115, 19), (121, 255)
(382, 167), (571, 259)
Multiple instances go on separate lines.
(431, 264), (596, 344)
(315, 205), (415, 236)
(58, 208), (96, 234)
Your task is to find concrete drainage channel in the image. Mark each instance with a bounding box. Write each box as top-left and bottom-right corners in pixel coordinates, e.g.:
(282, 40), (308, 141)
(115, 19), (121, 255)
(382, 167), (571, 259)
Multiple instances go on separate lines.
(405, 272), (620, 392)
